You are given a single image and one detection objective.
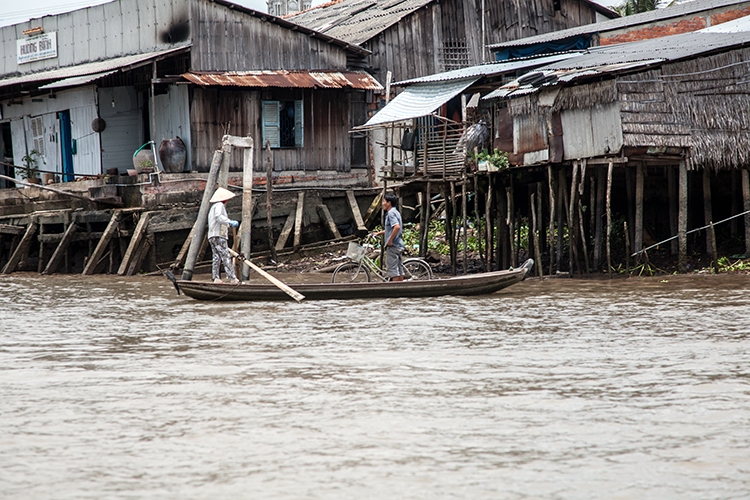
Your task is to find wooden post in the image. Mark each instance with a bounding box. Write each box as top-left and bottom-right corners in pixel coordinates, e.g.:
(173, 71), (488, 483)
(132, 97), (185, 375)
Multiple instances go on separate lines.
(83, 210), (122, 275)
(594, 167), (604, 270)
(536, 181), (544, 261)
(547, 165), (556, 276)
(2, 220), (38, 274)
(742, 169), (750, 255)
(443, 183), (455, 275)
(702, 169), (713, 256)
(449, 181), (458, 275)
(363, 192), (383, 228)
(473, 175), (484, 271)
(43, 222), (78, 275)
(346, 190), (367, 233)
(731, 169), (739, 239)
(556, 170), (565, 272)
(485, 179), (493, 270)
(625, 167), (635, 247)
(624, 221), (630, 274)
(578, 197), (590, 275)
(293, 191), (305, 250)
(275, 211), (296, 251)
(606, 161), (613, 279)
(420, 182), (432, 258)
(317, 204), (342, 239)
(238, 136), (255, 280)
(635, 164), (644, 254)
(462, 175), (468, 274)
(218, 141), (232, 189)
(126, 234), (154, 276)
(265, 141), (278, 262)
(531, 193), (543, 278)
(508, 175), (516, 268)
(568, 162), (579, 275)
(668, 166), (678, 255)
(496, 182), (507, 270)
(37, 219), (46, 274)
(678, 160), (688, 273)
(118, 212), (152, 276)
(182, 149), (224, 280)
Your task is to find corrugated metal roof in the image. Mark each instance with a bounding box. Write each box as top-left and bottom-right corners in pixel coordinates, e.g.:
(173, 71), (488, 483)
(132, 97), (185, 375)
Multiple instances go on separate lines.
(394, 52), (583, 86)
(489, 0), (750, 49)
(39, 70), (118, 90)
(485, 22), (750, 99)
(0, 45), (190, 90)
(359, 77), (478, 127)
(286, 0), (434, 45)
(182, 70), (383, 90)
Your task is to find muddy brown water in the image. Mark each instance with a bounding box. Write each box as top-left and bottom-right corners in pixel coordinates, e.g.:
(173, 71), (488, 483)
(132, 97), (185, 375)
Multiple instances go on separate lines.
(1, 273), (749, 499)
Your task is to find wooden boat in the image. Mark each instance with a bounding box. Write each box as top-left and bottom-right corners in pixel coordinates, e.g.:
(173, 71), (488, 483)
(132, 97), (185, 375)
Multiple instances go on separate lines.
(171, 259), (533, 302)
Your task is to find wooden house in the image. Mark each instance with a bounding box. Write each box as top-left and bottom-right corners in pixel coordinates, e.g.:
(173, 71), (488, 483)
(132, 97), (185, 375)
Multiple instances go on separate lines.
(0, 0), (380, 181)
(287, 0), (617, 87)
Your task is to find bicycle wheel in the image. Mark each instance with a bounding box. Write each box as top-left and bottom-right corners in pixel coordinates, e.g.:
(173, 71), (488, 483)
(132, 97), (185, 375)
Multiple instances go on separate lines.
(403, 259), (433, 280)
(332, 262), (371, 283)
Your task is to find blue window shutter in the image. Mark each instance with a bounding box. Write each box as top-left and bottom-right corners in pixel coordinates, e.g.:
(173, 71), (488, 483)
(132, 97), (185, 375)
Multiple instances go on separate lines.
(294, 100), (304, 148)
(262, 100), (280, 149)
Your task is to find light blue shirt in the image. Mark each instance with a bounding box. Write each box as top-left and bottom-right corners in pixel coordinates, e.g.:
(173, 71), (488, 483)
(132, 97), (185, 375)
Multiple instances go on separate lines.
(384, 206), (404, 250)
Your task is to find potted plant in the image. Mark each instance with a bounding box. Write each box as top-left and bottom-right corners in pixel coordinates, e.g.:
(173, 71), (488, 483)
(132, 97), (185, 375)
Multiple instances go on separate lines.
(21, 149), (45, 184)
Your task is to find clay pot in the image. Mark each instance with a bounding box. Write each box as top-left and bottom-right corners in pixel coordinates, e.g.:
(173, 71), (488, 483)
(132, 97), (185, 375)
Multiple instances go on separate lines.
(158, 137), (187, 173)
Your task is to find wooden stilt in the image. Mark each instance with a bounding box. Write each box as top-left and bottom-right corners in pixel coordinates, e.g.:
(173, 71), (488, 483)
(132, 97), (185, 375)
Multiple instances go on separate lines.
(293, 191), (305, 251)
(678, 160), (688, 273)
(531, 193), (543, 278)
(556, 170), (564, 272)
(83, 210), (122, 275)
(449, 181), (458, 275)
(578, 198), (590, 275)
(275, 211), (296, 251)
(606, 161), (613, 279)
(497, 182), (508, 270)
(594, 167), (605, 269)
(37, 219), (46, 274)
(508, 180), (516, 268)
(420, 182), (432, 258)
(702, 169), (713, 255)
(363, 192), (383, 228)
(2, 220), (38, 274)
(462, 175), (468, 273)
(568, 162), (579, 275)
(126, 234), (153, 276)
(731, 169), (739, 239)
(536, 181), (544, 260)
(625, 167), (635, 246)
(742, 169), (750, 256)
(43, 222), (78, 275)
(486, 179), (493, 270)
(635, 164), (644, 254)
(346, 190), (367, 233)
(668, 166), (678, 255)
(443, 183), (455, 275)
(624, 221), (630, 274)
(317, 204), (342, 239)
(265, 142), (278, 262)
(547, 165), (556, 276)
(118, 212), (152, 276)
(474, 175), (485, 271)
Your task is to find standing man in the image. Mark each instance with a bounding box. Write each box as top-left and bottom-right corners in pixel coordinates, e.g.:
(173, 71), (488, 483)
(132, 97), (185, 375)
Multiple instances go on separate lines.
(208, 187), (240, 284)
(373, 192), (405, 281)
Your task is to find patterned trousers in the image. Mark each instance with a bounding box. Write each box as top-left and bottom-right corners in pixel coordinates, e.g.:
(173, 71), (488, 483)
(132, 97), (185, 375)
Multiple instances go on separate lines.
(209, 236), (237, 281)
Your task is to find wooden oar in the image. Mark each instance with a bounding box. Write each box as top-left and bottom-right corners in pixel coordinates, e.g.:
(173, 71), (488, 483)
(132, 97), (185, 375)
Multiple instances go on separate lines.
(227, 248), (305, 302)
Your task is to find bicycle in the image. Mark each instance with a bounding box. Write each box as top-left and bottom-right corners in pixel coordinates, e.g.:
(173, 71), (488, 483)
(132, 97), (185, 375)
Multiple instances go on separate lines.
(331, 234), (433, 283)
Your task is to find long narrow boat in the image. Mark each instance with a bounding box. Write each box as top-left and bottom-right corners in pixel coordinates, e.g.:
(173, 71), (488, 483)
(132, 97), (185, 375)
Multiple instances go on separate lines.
(171, 259), (533, 302)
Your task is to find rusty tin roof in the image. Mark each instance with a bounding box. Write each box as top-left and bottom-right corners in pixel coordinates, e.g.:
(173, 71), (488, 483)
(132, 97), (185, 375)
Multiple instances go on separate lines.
(182, 70), (383, 90)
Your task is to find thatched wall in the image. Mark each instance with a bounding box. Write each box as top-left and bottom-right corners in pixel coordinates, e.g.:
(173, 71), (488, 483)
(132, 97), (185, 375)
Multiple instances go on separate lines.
(617, 46), (750, 170)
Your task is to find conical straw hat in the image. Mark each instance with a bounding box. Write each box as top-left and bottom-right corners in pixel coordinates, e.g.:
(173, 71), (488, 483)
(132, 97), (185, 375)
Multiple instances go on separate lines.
(209, 187), (235, 203)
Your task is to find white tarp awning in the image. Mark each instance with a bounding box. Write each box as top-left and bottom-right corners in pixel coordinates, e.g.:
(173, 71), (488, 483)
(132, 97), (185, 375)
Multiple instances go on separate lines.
(360, 77), (479, 128)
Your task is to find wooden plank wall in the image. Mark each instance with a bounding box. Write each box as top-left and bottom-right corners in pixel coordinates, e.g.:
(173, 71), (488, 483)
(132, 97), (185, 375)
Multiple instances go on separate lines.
(190, 0), (349, 72)
(190, 88), (353, 172)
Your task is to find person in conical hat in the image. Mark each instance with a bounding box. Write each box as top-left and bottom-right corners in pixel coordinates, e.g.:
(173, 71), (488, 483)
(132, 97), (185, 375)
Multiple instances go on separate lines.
(208, 187), (240, 284)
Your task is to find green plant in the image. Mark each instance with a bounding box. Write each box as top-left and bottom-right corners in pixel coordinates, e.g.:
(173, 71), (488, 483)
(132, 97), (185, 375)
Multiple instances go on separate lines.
(138, 158), (154, 170)
(472, 148), (509, 170)
(718, 256), (750, 272)
(21, 149), (45, 180)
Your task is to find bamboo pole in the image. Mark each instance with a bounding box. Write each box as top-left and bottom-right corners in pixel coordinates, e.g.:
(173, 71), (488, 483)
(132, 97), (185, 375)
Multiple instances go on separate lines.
(624, 221), (630, 274)
(568, 162), (579, 275)
(536, 181), (543, 262)
(462, 175), (468, 274)
(594, 167), (605, 269)
(420, 182), (432, 258)
(486, 178), (493, 270)
(508, 176), (516, 267)
(496, 182), (507, 270)
(709, 221), (718, 273)
(668, 166), (678, 255)
(450, 181), (457, 275)
(741, 169), (750, 255)
(606, 160), (613, 279)
(474, 174), (485, 272)
(556, 170), (564, 272)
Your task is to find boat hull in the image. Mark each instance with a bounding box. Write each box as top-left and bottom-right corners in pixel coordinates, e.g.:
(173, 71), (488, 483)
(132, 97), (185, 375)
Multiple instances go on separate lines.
(175, 264), (531, 302)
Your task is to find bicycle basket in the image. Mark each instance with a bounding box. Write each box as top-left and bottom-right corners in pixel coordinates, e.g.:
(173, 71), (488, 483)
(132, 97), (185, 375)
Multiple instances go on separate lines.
(346, 242), (367, 263)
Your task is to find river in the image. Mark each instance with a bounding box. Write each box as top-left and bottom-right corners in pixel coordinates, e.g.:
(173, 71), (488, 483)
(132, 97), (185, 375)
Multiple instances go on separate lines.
(1, 273), (749, 499)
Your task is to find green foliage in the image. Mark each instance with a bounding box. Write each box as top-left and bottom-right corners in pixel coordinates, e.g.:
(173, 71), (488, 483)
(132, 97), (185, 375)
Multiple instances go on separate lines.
(21, 149), (44, 180)
(473, 148), (509, 170)
(613, 0), (666, 16)
(718, 256), (750, 272)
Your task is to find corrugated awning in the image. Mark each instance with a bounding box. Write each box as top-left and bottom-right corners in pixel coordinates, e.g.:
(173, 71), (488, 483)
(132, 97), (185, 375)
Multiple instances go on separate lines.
(181, 70), (383, 90)
(0, 45), (190, 90)
(359, 77), (478, 128)
(39, 70), (118, 90)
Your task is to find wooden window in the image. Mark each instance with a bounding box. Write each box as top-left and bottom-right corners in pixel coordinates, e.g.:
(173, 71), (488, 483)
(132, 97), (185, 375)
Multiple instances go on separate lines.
(262, 99), (304, 149)
(30, 116), (45, 156)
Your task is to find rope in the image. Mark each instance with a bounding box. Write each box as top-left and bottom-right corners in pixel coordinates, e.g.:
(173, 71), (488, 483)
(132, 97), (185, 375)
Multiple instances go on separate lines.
(632, 208), (750, 257)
